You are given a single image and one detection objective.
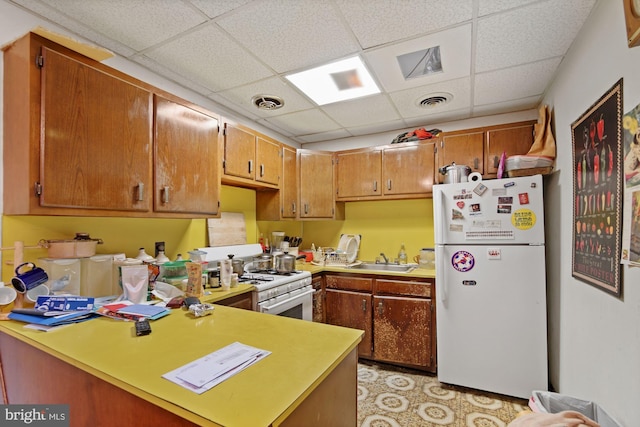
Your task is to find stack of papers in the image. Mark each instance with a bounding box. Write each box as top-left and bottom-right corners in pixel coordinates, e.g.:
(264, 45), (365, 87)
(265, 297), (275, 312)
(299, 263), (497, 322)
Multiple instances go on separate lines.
(163, 342), (271, 394)
(95, 302), (170, 321)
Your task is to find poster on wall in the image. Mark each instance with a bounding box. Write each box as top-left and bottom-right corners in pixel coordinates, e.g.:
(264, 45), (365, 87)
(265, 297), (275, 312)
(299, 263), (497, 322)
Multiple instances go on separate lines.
(621, 103), (640, 266)
(571, 78), (623, 297)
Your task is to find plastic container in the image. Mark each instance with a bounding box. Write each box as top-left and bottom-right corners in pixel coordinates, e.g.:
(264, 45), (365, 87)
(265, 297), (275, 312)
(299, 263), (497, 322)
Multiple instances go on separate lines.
(39, 258), (81, 295)
(419, 248), (435, 269)
(529, 391), (622, 427)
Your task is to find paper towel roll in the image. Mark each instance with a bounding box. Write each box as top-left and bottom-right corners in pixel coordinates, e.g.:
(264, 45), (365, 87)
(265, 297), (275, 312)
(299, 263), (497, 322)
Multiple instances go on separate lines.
(469, 172), (483, 182)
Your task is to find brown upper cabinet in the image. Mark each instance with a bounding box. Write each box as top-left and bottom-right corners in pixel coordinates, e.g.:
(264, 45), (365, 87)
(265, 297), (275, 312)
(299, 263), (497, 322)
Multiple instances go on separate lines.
(2, 32), (221, 218)
(335, 140), (436, 201)
(222, 122), (281, 189)
(436, 120), (536, 182)
(154, 95), (221, 216)
(256, 144), (298, 220)
(298, 150), (344, 219)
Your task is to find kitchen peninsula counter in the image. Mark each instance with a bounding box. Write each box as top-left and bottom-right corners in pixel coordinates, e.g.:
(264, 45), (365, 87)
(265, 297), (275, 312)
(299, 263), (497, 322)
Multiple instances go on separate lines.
(0, 303), (363, 426)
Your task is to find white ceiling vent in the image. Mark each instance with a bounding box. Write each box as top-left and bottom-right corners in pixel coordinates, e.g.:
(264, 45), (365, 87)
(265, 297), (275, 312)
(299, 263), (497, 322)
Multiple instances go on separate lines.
(416, 92), (452, 108)
(252, 95), (284, 110)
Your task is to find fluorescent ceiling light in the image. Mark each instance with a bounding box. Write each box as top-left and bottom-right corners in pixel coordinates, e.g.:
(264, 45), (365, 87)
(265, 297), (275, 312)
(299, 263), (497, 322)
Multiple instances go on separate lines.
(286, 56), (380, 105)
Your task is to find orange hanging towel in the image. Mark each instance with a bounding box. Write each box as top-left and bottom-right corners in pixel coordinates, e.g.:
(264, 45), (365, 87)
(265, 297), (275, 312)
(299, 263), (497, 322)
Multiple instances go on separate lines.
(528, 104), (556, 159)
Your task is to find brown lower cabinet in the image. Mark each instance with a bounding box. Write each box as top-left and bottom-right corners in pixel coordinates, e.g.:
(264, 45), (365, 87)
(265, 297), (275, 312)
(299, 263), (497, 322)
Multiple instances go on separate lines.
(323, 273), (436, 372)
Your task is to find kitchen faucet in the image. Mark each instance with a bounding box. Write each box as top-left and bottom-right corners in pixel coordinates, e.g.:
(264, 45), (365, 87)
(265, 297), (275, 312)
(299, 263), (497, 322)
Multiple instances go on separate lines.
(379, 253), (389, 264)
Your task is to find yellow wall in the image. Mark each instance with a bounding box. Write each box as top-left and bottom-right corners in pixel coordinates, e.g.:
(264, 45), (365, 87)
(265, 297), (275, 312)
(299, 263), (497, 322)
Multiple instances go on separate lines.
(300, 199), (435, 262)
(1, 186), (256, 282)
(2, 186), (435, 281)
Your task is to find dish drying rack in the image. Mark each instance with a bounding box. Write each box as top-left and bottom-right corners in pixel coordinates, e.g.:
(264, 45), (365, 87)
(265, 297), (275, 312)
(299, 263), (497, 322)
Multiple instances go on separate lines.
(311, 249), (360, 267)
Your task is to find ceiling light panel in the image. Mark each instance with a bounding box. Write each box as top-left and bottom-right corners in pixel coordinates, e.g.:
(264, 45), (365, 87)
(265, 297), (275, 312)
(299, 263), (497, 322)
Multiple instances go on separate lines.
(286, 56), (380, 105)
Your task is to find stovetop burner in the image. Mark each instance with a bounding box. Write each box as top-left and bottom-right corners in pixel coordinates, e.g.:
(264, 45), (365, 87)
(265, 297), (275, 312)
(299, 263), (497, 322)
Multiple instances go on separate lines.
(244, 269), (303, 276)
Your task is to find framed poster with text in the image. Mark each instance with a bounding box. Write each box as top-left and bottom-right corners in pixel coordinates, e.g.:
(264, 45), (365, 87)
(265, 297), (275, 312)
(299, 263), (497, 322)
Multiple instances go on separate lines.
(571, 79), (623, 297)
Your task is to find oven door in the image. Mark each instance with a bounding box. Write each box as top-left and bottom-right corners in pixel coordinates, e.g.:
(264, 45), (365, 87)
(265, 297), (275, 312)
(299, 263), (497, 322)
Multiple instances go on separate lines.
(257, 285), (314, 321)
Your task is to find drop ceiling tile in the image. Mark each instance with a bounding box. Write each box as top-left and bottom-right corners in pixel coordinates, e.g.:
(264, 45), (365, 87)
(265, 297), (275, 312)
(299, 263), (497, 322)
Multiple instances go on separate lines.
(347, 119), (409, 137)
(335, 0), (473, 49)
(473, 96), (541, 116)
(321, 94), (400, 128)
(405, 108), (472, 128)
(365, 24), (471, 93)
(189, 0), (253, 19)
(296, 129), (353, 144)
(262, 109), (342, 136)
(10, 0), (137, 57)
(217, 0), (359, 73)
(133, 55), (213, 93)
(474, 58), (561, 105)
(476, 0), (596, 72)
(36, 0), (206, 51)
(477, 0), (540, 16)
(217, 77), (315, 118)
(389, 77), (471, 119)
(145, 24), (273, 92)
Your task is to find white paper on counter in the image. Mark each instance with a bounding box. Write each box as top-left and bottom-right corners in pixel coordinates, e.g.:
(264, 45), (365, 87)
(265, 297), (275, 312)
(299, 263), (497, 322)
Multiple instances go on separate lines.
(162, 342), (270, 394)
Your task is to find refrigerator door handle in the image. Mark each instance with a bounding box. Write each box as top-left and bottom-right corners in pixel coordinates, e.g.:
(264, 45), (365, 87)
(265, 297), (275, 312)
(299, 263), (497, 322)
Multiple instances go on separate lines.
(436, 246), (447, 303)
(434, 188), (447, 244)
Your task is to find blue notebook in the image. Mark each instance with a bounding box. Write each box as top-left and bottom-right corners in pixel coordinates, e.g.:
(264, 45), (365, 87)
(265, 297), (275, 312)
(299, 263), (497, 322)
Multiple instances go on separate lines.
(8, 310), (96, 326)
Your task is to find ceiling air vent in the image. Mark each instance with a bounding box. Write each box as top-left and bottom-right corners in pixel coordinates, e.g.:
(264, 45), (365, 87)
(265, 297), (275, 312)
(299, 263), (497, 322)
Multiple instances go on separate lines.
(416, 92), (452, 108)
(252, 95), (284, 110)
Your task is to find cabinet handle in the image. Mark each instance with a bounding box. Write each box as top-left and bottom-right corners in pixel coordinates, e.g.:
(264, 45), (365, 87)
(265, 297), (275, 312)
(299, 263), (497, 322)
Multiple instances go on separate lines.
(474, 158), (479, 169)
(373, 180), (377, 192)
(136, 183), (144, 201)
(260, 164), (264, 177)
(493, 156), (499, 168)
(377, 301), (383, 315)
(387, 179), (392, 190)
(292, 202), (296, 214)
(362, 299), (367, 312)
(162, 186), (170, 204)
(304, 203), (309, 214)
(248, 160), (253, 174)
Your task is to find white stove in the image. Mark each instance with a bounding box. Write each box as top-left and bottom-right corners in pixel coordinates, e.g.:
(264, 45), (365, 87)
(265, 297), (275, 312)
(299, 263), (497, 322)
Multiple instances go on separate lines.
(199, 244), (314, 321)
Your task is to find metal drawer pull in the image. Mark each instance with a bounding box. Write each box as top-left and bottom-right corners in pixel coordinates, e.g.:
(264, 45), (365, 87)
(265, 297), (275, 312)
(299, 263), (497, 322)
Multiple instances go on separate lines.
(362, 299), (367, 312)
(373, 180), (377, 192)
(387, 179), (392, 190)
(162, 186), (170, 203)
(136, 182), (144, 201)
(248, 160), (253, 174)
(378, 301), (384, 315)
(292, 202), (296, 214)
(260, 164), (264, 177)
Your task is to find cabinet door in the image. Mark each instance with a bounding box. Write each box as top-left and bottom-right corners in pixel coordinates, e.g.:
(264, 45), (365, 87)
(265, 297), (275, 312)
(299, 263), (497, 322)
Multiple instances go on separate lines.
(40, 47), (153, 211)
(154, 96), (220, 215)
(373, 295), (433, 369)
(255, 137), (281, 186)
(438, 132), (484, 180)
(299, 150), (335, 218)
(281, 145), (298, 218)
(336, 149), (382, 198)
(223, 123), (255, 179)
(485, 123), (534, 175)
(383, 142), (435, 196)
(325, 289), (372, 357)
(312, 274), (325, 323)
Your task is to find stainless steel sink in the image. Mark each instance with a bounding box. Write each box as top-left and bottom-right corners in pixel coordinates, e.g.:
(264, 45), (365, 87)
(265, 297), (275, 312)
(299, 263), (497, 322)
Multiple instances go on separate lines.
(348, 263), (415, 273)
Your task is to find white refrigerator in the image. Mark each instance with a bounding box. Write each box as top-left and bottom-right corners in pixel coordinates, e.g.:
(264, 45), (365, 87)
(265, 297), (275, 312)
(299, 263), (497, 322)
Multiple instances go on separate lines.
(433, 174), (548, 399)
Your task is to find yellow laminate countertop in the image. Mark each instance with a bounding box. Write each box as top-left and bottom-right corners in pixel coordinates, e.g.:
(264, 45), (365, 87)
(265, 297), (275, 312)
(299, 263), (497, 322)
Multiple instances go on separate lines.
(296, 261), (436, 279)
(0, 301), (363, 426)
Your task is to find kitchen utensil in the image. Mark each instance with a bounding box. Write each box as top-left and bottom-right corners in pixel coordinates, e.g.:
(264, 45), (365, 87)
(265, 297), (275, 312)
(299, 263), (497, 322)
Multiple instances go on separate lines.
(250, 254), (274, 271)
(40, 233), (104, 259)
(274, 253), (306, 274)
(11, 262), (49, 293)
(227, 254), (245, 276)
(438, 162), (471, 183)
(271, 232), (285, 252)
